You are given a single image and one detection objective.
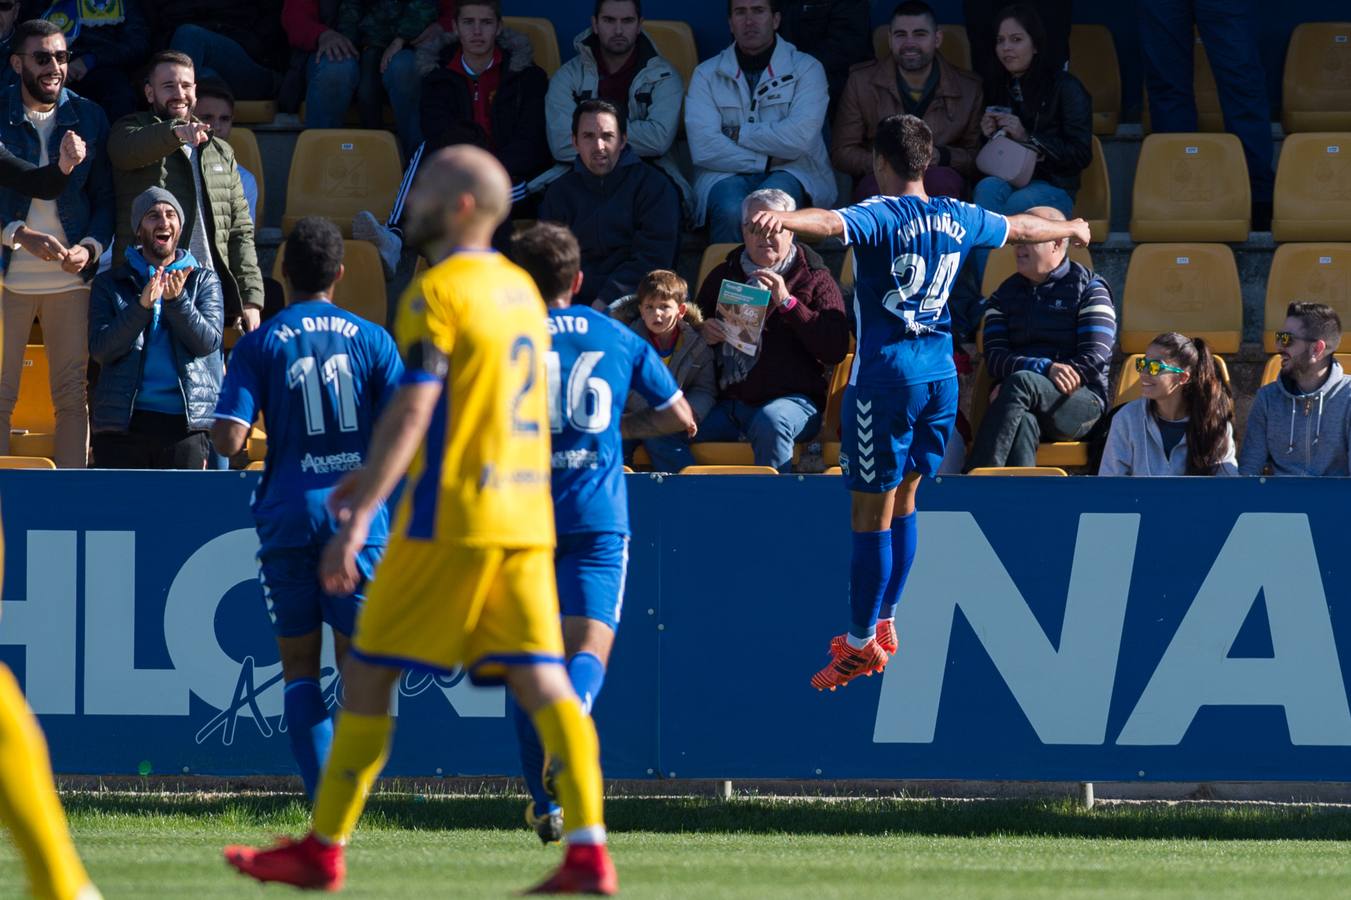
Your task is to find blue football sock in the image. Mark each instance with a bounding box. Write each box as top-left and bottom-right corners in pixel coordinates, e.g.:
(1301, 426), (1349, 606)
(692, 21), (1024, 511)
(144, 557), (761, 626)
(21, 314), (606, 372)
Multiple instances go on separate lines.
(567, 651), (607, 715)
(512, 698), (558, 815)
(848, 529), (893, 643)
(283, 678), (332, 800)
(879, 512), (918, 621)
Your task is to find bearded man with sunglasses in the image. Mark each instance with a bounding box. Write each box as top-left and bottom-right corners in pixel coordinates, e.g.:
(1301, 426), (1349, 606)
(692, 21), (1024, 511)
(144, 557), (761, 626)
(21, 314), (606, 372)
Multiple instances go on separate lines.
(964, 204), (1115, 470)
(0, 18), (113, 468)
(1240, 302), (1351, 477)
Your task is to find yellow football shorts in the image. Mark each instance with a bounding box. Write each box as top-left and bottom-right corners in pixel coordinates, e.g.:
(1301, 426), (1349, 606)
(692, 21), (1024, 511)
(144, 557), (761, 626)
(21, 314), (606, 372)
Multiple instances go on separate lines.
(350, 540), (564, 685)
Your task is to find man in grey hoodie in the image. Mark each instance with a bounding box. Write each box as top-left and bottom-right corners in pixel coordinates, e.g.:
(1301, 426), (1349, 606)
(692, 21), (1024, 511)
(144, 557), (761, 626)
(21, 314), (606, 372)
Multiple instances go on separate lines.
(1240, 302), (1351, 476)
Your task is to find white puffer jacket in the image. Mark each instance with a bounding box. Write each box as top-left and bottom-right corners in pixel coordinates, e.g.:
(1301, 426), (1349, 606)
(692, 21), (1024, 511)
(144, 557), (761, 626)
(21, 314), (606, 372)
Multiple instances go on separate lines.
(684, 37), (836, 225)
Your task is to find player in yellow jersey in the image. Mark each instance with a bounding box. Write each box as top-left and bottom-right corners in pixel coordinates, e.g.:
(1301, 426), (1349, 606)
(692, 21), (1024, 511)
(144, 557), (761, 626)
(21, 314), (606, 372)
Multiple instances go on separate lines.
(224, 146), (617, 895)
(0, 136), (102, 899)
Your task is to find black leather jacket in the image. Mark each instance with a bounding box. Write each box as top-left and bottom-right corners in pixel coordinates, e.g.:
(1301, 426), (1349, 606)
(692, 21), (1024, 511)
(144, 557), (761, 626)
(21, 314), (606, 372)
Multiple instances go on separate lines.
(88, 264), (224, 432)
(987, 68), (1093, 195)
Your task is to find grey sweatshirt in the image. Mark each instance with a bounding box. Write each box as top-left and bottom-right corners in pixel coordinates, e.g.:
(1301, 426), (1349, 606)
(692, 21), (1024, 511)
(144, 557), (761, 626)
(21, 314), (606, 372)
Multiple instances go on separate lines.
(1098, 398), (1238, 476)
(1238, 360), (1351, 476)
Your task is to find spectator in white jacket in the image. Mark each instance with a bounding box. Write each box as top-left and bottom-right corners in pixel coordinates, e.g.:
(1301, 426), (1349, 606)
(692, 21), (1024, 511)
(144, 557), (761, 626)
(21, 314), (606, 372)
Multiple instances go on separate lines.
(1098, 332), (1238, 477)
(685, 0), (836, 242)
(543, 0), (691, 215)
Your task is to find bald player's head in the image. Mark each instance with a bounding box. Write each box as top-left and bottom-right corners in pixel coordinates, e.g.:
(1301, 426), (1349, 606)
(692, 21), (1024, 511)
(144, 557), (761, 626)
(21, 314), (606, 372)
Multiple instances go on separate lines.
(1014, 205), (1071, 283)
(403, 146), (513, 258)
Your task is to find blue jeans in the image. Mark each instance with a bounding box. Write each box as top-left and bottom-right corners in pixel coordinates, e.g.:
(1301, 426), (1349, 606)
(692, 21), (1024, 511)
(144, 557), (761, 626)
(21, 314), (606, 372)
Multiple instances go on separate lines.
(706, 172), (806, 244)
(627, 433), (696, 473)
(1140, 0), (1274, 203)
(304, 49), (422, 156)
(971, 177), (1075, 283)
(693, 395), (822, 473)
(169, 25), (278, 101)
(303, 54), (360, 128)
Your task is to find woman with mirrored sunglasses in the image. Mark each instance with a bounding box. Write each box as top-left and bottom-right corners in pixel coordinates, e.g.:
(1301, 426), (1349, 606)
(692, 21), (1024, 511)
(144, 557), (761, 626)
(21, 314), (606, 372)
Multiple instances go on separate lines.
(1098, 332), (1237, 476)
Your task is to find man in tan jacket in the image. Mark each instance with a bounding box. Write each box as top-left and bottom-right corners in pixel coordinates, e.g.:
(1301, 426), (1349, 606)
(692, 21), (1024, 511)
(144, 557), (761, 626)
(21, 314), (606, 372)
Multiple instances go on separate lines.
(831, 0), (982, 202)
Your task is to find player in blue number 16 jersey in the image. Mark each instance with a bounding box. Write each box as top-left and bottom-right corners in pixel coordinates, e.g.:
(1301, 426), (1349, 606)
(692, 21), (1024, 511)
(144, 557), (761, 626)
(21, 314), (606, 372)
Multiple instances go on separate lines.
(210, 219), (403, 798)
(510, 223), (696, 843)
(747, 115), (1092, 691)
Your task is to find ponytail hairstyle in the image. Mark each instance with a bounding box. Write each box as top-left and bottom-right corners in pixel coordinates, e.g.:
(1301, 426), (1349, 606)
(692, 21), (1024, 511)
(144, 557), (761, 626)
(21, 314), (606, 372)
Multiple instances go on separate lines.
(1150, 332), (1233, 475)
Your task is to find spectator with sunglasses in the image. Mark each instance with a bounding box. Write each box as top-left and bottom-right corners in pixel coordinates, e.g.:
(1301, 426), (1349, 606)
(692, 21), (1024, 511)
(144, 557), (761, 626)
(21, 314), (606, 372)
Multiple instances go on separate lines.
(0, 18), (113, 468)
(964, 205), (1114, 470)
(1240, 302), (1351, 477)
(1099, 333), (1237, 476)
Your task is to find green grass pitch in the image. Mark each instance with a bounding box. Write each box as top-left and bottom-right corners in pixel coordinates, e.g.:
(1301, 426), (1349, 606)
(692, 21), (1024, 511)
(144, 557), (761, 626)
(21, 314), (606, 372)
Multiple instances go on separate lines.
(5, 793), (1351, 898)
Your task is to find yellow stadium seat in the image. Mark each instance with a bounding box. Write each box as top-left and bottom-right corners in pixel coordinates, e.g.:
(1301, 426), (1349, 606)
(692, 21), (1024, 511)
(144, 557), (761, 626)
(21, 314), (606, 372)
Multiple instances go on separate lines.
(1260, 353), (1351, 387)
(10, 345), (54, 460)
(1129, 133), (1250, 242)
(980, 244), (1094, 297)
(630, 443), (800, 470)
(1282, 23), (1351, 133)
(680, 465), (780, 475)
(696, 243), (739, 292)
(1114, 353), (1232, 408)
(504, 16), (561, 76)
(273, 239), (388, 326)
(968, 466), (1068, 476)
(1142, 36), (1225, 133)
(1262, 244), (1351, 352)
(839, 246), (855, 293)
(622, 465), (636, 474)
(1070, 25), (1121, 135)
(873, 23), (970, 70)
(232, 100), (277, 125)
(0, 456), (55, 469)
(247, 426), (267, 462)
(822, 466), (842, 475)
(1074, 136), (1111, 243)
(1271, 135), (1351, 242)
(245, 460), (266, 471)
(644, 20), (697, 87)
(968, 361), (1090, 468)
(1120, 244), (1242, 353)
(282, 130), (403, 236)
(227, 127), (265, 220)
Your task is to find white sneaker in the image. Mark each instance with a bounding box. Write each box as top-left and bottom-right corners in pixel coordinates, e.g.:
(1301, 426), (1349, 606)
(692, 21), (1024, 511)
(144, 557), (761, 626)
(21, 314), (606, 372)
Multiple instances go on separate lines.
(353, 210), (402, 277)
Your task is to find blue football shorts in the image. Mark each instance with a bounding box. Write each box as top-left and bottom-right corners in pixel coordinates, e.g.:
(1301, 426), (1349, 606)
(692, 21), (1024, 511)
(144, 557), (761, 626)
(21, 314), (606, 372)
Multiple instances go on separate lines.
(555, 532), (629, 631)
(257, 542), (383, 638)
(838, 377), (958, 493)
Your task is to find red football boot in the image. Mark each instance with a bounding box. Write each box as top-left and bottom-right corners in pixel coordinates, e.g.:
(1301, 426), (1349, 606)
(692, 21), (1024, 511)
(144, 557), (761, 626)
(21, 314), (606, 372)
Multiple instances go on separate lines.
(814, 637), (889, 691)
(525, 843), (618, 895)
(224, 833), (344, 891)
(875, 619), (898, 655)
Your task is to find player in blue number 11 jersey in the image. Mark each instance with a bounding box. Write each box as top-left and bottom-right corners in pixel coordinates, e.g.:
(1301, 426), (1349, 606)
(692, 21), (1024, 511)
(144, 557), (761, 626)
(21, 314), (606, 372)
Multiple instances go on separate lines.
(211, 218), (403, 797)
(747, 115), (1091, 691)
(510, 223), (696, 844)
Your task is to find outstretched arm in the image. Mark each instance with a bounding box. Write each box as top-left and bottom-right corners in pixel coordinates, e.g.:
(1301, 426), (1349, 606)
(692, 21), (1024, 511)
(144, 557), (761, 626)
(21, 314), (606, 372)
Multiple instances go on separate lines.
(747, 207), (844, 241)
(622, 395), (697, 440)
(1005, 213), (1092, 247)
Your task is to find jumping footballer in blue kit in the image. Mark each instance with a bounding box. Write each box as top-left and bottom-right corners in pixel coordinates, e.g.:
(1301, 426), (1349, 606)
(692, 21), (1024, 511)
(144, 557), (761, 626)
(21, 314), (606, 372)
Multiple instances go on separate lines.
(510, 223), (697, 843)
(210, 218), (403, 797)
(745, 115), (1092, 691)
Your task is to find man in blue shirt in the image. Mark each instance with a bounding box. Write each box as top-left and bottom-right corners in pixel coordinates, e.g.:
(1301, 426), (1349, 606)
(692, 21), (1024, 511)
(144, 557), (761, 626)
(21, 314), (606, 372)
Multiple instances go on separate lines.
(748, 114), (1090, 691)
(510, 222), (695, 843)
(210, 216), (403, 798)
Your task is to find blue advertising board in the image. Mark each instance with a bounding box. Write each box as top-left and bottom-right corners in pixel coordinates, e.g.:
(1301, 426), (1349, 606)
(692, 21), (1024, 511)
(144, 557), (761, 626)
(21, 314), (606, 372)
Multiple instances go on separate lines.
(3, 471), (1349, 783)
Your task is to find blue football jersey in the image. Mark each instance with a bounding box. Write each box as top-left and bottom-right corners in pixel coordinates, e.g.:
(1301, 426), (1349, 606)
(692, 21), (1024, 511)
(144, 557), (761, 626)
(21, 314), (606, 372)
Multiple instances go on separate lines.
(214, 301), (404, 552)
(837, 195), (1008, 387)
(548, 305), (680, 536)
